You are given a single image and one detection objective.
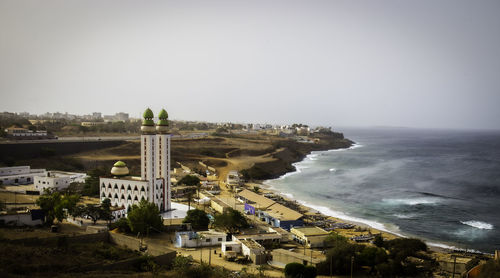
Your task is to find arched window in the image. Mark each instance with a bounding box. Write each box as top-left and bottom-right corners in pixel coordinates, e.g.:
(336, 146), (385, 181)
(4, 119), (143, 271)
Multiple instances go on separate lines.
(108, 183), (112, 189)
(114, 193), (118, 199)
(102, 183), (106, 188)
(121, 185), (125, 190)
(114, 184), (118, 189)
(127, 185), (132, 190)
(141, 187), (145, 192)
(134, 185), (138, 191)
(108, 193), (112, 198)
(134, 196), (138, 201)
(121, 194), (125, 200)
(141, 196), (145, 201)
(127, 195), (132, 200)
(102, 192), (106, 197)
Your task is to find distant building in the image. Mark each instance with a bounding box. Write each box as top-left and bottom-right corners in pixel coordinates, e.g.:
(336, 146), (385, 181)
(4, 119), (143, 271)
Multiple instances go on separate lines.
(34, 171), (87, 193)
(175, 230), (227, 248)
(0, 166), (46, 185)
(99, 108), (171, 211)
(226, 170), (240, 189)
(103, 112), (129, 122)
(81, 121), (106, 127)
(0, 209), (45, 226)
(290, 226), (330, 248)
(4, 127), (48, 139)
(221, 235), (267, 264)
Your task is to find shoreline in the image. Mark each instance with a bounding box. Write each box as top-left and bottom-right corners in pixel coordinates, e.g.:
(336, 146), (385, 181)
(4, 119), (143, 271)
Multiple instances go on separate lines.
(256, 144), (477, 255)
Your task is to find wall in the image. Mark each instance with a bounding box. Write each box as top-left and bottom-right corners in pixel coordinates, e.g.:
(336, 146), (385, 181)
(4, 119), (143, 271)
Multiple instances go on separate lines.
(109, 232), (176, 257)
(0, 213), (43, 226)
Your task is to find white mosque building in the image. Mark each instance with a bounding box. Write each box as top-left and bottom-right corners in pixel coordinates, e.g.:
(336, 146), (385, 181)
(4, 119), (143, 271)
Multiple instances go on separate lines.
(100, 108), (172, 212)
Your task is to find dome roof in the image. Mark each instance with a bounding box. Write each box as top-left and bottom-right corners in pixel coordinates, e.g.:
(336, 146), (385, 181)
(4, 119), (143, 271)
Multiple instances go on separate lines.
(113, 161), (127, 167)
(111, 161), (129, 176)
(158, 109), (168, 120)
(143, 108), (154, 119)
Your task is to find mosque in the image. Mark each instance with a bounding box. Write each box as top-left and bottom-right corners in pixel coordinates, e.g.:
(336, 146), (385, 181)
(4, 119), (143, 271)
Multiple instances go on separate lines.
(99, 108), (172, 212)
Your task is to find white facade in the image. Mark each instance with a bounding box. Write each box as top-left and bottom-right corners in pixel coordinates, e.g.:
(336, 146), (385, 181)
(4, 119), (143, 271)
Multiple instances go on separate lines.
(34, 171), (87, 193)
(175, 230), (226, 248)
(0, 166), (46, 185)
(99, 108), (171, 212)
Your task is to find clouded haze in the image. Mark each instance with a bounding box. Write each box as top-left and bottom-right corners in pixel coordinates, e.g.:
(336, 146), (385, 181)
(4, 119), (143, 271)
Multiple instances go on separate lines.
(1, 0), (500, 129)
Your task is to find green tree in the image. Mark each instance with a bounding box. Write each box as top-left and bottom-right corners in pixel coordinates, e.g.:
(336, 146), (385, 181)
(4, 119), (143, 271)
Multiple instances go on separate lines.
(83, 168), (106, 197)
(303, 265), (317, 278)
(284, 262), (305, 278)
(178, 175), (201, 186)
(127, 200), (163, 235)
(183, 209), (210, 231)
(213, 208), (249, 234)
(36, 190), (80, 224)
(72, 199), (112, 224)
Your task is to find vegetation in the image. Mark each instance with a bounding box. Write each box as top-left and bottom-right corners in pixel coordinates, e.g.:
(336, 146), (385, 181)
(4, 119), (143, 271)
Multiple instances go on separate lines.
(127, 200), (163, 235)
(172, 256), (269, 278)
(183, 209), (210, 231)
(213, 208), (249, 234)
(36, 190), (80, 225)
(478, 259), (500, 278)
(178, 175), (201, 186)
(317, 233), (435, 277)
(82, 168), (107, 197)
(72, 198), (112, 224)
(284, 263), (317, 278)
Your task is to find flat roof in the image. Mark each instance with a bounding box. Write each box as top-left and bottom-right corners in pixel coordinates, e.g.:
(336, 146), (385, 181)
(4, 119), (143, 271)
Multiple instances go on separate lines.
(291, 226), (329, 236)
(238, 189), (276, 209)
(266, 203), (303, 221)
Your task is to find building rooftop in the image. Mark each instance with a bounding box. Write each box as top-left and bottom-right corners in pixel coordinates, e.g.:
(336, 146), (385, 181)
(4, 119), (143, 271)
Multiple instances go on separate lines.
(238, 189), (276, 209)
(291, 226), (329, 236)
(266, 203), (303, 221)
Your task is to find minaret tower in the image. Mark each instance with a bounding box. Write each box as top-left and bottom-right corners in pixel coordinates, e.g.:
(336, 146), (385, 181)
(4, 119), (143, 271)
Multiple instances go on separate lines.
(141, 108), (156, 203)
(155, 108), (171, 211)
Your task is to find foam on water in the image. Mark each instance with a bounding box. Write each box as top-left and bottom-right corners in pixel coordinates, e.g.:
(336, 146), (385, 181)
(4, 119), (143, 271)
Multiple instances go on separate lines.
(382, 197), (440, 206)
(461, 221), (494, 230)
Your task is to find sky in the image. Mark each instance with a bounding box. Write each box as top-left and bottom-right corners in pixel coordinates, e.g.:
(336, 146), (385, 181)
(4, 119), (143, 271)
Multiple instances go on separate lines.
(1, 0), (500, 130)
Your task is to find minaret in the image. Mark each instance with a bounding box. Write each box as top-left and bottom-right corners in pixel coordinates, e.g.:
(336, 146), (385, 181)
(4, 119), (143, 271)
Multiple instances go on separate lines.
(141, 108), (156, 202)
(156, 108), (171, 211)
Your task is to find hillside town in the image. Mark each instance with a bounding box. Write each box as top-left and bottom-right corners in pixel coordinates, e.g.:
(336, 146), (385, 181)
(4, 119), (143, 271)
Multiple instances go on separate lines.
(1, 108), (498, 278)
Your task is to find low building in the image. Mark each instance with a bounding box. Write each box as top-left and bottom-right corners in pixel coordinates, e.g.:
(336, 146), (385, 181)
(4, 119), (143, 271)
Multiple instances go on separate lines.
(0, 166), (46, 185)
(270, 248), (324, 268)
(34, 171), (87, 193)
(238, 189), (276, 212)
(290, 226), (330, 248)
(257, 203), (304, 230)
(438, 255), (478, 277)
(235, 229), (283, 248)
(0, 209), (44, 226)
(226, 170), (240, 189)
(210, 196), (231, 214)
(175, 230), (227, 248)
(81, 121), (106, 127)
(4, 127), (49, 139)
(221, 237), (266, 264)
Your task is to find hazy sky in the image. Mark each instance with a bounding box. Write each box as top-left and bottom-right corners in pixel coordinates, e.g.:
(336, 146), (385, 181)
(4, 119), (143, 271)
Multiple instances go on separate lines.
(1, 0), (500, 129)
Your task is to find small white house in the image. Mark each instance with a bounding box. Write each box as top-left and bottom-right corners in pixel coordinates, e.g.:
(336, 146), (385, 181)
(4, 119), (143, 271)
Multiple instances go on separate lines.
(175, 230), (227, 248)
(0, 166), (46, 185)
(34, 171), (86, 193)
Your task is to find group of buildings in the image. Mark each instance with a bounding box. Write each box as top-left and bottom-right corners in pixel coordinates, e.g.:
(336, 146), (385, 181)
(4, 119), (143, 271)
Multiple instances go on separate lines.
(0, 165), (86, 192)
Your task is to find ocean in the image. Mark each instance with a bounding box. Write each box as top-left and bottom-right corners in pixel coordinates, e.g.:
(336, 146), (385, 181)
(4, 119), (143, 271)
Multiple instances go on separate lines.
(264, 128), (500, 253)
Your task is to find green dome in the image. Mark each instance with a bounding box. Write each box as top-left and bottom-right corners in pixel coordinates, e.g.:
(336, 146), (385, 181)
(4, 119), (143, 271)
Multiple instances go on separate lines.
(157, 119), (169, 126)
(142, 119), (155, 126)
(143, 108), (154, 119)
(158, 109), (168, 120)
(113, 161), (127, 167)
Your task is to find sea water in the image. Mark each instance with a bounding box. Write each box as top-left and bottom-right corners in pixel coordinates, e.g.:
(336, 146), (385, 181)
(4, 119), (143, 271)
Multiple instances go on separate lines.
(264, 128), (500, 253)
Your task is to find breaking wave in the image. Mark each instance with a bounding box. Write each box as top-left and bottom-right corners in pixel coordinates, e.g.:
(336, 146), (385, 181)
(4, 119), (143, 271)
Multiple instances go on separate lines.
(461, 221), (494, 230)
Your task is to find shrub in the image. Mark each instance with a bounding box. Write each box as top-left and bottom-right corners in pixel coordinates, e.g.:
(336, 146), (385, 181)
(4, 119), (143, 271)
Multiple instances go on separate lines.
(284, 262), (305, 278)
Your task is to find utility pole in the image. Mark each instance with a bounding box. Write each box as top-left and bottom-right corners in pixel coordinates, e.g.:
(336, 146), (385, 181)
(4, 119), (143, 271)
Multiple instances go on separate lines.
(452, 255), (457, 278)
(200, 248), (203, 263)
(330, 255), (333, 278)
(350, 256), (354, 278)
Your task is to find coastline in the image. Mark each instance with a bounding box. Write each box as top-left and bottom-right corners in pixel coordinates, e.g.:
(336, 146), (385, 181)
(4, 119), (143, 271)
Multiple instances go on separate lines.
(255, 144), (463, 255)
